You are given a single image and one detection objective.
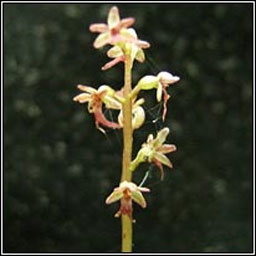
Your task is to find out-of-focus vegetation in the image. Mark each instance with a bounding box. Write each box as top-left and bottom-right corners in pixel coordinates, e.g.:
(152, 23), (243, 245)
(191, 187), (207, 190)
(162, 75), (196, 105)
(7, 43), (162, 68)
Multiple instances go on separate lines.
(4, 3), (252, 252)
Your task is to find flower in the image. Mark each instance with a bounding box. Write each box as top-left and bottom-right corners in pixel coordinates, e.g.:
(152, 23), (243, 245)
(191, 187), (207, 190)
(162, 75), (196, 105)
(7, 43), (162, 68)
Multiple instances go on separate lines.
(89, 6), (150, 51)
(136, 72), (180, 121)
(101, 28), (149, 71)
(129, 127), (177, 180)
(105, 181), (150, 219)
(89, 6), (135, 48)
(157, 72), (180, 121)
(118, 98), (145, 130)
(73, 84), (122, 133)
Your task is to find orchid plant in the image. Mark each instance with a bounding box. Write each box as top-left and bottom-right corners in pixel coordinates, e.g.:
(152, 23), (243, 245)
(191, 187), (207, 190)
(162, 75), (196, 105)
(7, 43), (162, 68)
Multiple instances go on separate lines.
(73, 6), (180, 252)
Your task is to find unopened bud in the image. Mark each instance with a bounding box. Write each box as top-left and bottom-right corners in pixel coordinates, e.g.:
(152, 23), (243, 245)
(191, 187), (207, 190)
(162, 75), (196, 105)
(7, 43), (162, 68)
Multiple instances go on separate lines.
(137, 75), (159, 90)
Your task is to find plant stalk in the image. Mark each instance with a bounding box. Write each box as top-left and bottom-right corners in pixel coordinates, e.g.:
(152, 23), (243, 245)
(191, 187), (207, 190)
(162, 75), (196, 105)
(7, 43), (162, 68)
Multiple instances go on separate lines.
(121, 55), (133, 252)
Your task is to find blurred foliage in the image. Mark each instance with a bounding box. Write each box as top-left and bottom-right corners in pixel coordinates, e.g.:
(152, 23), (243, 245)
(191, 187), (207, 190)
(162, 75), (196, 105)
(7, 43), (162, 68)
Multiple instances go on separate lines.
(4, 3), (253, 253)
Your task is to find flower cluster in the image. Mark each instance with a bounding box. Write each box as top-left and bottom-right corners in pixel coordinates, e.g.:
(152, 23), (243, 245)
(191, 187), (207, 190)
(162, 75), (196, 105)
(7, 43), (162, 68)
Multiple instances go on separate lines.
(74, 6), (180, 220)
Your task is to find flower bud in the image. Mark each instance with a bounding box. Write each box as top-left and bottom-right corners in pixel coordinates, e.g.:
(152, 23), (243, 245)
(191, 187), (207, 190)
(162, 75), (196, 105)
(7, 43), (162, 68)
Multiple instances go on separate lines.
(137, 75), (159, 90)
(157, 71), (180, 84)
(132, 106), (145, 129)
(118, 105), (145, 130)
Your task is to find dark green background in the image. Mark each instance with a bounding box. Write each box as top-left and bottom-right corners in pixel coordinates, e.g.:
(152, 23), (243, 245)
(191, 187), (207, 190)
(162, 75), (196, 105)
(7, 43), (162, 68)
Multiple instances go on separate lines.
(4, 3), (253, 253)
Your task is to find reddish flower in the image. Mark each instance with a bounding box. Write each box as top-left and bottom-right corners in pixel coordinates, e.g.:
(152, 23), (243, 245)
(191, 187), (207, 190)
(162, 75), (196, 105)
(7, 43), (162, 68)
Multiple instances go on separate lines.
(89, 6), (135, 48)
(73, 85), (121, 133)
(105, 181), (150, 219)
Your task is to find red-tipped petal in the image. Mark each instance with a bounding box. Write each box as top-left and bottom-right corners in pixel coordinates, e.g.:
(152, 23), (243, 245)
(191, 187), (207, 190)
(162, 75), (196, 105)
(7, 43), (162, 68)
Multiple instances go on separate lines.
(136, 40), (150, 49)
(154, 152), (173, 169)
(157, 144), (177, 154)
(89, 23), (108, 33)
(152, 159), (165, 181)
(101, 56), (125, 71)
(119, 17), (135, 29)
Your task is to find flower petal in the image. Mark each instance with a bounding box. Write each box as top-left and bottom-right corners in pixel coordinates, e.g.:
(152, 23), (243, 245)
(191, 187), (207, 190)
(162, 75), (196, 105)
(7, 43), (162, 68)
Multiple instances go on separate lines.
(101, 56), (125, 71)
(131, 190), (147, 208)
(158, 71), (180, 84)
(130, 44), (139, 65)
(157, 144), (177, 154)
(118, 110), (124, 127)
(136, 40), (150, 49)
(107, 46), (123, 58)
(119, 17), (135, 29)
(126, 28), (138, 39)
(98, 85), (115, 95)
(89, 23), (108, 33)
(77, 84), (97, 94)
(152, 158), (165, 180)
(162, 88), (170, 121)
(108, 6), (120, 29)
(155, 127), (170, 146)
(105, 190), (123, 204)
(94, 109), (121, 130)
(120, 181), (137, 191)
(146, 134), (154, 144)
(137, 75), (159, 90)
(120, 28), (138, 40)
(104, 95), (122, 110)
(93, 32), (110, 48)
(73, 93), (91, 103)
(135, 48), (145, 63)
(138, 186), (150, 193)
(133, 98), (145, 107)
(129, 148), (148, 172)
(156, 82), (163, 102)
(153, 152), (173, 169)
(132, 106), (145, 130)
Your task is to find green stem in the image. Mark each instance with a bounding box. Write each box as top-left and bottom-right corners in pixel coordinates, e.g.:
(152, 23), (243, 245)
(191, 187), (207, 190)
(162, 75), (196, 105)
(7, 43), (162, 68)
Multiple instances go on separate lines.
(121, 214), (132, 252)
(121, 55), (133, 252)
(129, 84), (141, 100)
